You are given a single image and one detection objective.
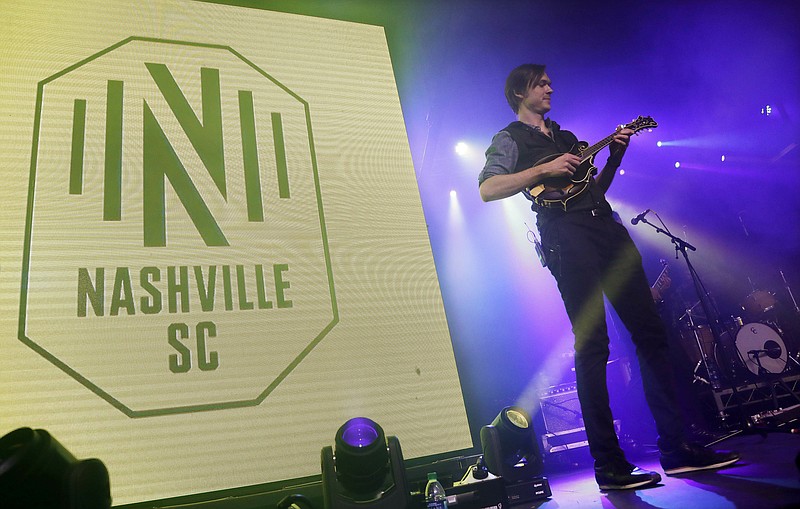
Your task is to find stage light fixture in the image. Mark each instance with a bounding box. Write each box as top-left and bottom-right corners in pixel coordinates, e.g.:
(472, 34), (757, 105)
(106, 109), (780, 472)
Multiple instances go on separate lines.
(0, 427), (111, 509)
(321, 417), (410, 509)
(480, 406), (543, 483)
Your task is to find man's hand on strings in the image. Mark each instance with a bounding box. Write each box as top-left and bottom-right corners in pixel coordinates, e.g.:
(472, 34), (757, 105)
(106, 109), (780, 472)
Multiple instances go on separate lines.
(609, 127), (634, 164)
(537, 153), (582, 179)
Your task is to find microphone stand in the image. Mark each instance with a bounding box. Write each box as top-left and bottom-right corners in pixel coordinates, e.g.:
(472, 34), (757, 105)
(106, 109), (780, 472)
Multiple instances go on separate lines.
(634, 215), (763, 441)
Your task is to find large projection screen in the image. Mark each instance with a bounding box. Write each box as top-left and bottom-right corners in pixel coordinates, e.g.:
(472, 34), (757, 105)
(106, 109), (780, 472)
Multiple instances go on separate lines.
(0, 0), (472, 504)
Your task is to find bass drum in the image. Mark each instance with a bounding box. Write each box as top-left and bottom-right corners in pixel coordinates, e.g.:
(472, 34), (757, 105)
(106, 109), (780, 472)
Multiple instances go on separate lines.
(734, 322), (787, 376)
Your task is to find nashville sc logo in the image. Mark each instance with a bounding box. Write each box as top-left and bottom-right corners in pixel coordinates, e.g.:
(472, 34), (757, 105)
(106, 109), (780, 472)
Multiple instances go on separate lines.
(19, 37), (338, 417)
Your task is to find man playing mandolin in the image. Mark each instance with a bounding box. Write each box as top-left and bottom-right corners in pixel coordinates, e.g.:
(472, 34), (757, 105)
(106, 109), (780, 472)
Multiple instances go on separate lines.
(478, 63), (739, 491)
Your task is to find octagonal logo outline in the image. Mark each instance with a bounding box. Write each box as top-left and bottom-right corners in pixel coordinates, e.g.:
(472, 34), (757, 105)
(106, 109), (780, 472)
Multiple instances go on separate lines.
(18, 36), (339, 418)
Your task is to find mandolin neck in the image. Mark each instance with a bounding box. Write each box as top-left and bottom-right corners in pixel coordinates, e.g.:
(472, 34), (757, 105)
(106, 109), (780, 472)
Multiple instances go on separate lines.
(579, 129), (620, 162)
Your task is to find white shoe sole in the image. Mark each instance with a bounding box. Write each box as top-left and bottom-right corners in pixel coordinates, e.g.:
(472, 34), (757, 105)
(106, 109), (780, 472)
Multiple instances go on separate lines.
(663, 456), (740, 476)
(598, 478), (660, 490)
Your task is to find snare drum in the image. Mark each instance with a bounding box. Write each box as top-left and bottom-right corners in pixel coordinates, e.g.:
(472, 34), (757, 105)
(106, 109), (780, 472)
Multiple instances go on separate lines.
(734, 322), (787, 376)
(741, 290), (777, 317)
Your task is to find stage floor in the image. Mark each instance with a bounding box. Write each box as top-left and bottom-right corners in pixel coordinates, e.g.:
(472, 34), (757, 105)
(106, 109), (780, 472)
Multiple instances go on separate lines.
(529, 432), (800, 509)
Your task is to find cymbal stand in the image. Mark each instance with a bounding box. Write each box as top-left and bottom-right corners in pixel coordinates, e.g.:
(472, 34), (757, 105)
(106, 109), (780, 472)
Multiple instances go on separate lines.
(779, 270), (800, 369)
(781, 270), (800, 315)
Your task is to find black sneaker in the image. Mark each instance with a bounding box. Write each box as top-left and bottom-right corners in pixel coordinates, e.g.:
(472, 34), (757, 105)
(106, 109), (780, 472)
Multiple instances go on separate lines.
(660, 442), (740, 475)
(595, 460), (661, 490)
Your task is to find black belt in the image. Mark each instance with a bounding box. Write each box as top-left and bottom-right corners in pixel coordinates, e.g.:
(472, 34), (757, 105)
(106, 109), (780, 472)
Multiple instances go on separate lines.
(583, 207), (611, 217)
(539, 207), (610, 217)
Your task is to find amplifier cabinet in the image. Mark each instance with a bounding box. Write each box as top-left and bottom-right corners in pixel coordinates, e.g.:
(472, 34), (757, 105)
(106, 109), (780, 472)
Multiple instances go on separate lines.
(539, 383), (584, 434)
(538, 383), (619, 454)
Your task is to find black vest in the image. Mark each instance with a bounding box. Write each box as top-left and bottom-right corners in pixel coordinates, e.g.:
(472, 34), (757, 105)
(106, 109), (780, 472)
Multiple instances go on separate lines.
(502, 120), (611, 220)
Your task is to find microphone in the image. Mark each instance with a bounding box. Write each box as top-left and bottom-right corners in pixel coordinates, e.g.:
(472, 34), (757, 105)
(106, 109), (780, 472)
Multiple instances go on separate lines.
(749, 345), (782, 358)
(631, 209), (651, 225)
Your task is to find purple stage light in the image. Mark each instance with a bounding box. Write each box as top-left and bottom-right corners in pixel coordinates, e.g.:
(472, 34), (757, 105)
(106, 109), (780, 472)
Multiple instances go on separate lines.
(340, 418), (380, 448)
(322, 417), (410, 508)
(328, 417), (393, 498)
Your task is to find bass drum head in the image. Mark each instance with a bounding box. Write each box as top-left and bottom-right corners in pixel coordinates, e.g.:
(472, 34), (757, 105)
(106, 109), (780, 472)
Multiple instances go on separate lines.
(735, 322), (787, 376)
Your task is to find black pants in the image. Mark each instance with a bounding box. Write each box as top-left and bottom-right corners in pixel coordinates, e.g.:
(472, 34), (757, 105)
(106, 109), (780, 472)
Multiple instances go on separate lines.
(540, 212), (684, 466)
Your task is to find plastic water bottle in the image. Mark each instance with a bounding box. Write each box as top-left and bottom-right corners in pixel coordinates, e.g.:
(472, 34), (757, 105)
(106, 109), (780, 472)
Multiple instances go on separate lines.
(424, 472), (448, 509)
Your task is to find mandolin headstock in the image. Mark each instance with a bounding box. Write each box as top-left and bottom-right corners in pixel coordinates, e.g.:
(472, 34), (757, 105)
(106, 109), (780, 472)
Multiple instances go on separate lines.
(625, 115), (658, 134)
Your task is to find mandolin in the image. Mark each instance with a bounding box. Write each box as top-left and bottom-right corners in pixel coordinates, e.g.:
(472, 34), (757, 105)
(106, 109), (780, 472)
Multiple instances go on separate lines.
(528, 115), (657, 209)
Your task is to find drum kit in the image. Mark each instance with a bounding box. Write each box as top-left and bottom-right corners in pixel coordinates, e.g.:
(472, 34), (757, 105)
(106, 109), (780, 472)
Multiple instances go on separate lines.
(679, 274), (800, 387)
(633, 210), (800, 435)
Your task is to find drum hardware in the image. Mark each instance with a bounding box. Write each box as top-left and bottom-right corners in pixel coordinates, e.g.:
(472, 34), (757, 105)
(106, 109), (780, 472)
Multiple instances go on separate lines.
(790, 351), (800, 369)
(780, 269), (800, 315)
(747, 347), (800, 410)
(778, 270), (800, 372)
(690, 359), (709, 386)
(681, 313), (721, 390)
(679, 299), (706, 323)
(689, 358), (723, 389)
